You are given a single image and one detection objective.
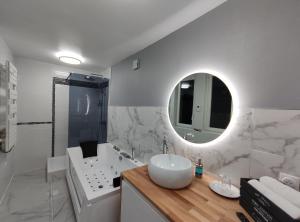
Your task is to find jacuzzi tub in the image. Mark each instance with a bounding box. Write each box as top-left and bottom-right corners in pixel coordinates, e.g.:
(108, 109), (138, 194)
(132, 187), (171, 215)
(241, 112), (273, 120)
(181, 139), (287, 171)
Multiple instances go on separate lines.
(66, 143), (143, 222)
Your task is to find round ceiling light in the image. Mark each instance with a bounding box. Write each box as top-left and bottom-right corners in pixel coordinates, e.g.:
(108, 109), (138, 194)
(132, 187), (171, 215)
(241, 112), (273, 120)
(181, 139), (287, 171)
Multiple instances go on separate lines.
(56, 51), (84, 65)
(59, 56), (81, 65)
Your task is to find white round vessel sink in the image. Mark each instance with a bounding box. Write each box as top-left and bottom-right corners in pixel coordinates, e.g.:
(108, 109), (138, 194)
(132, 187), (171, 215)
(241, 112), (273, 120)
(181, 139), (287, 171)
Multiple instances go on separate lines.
(148, 154), (193, 189)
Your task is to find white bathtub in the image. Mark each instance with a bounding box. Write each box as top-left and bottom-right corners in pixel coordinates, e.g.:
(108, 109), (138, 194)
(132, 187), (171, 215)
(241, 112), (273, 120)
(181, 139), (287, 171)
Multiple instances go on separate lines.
(66, 143), (143, 222)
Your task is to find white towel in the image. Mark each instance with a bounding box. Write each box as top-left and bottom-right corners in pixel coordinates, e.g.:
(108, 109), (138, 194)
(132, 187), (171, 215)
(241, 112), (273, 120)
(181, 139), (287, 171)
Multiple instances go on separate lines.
(260, 176), (300, 209)
(248, 179), (300, 219)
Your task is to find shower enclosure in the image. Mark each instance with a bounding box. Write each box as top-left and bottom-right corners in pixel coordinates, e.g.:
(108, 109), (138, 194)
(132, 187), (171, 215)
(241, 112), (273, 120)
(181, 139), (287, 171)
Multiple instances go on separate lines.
(53, 73), (109, 157)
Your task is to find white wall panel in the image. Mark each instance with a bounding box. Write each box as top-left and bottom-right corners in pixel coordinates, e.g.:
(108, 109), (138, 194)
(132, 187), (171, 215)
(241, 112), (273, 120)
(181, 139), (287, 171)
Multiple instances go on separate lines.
(14, 124), (51, 174)
(54, 84), (69, 156)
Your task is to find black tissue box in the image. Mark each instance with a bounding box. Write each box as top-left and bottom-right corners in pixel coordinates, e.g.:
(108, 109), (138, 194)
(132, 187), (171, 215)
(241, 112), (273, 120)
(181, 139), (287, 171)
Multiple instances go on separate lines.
(240, 178), (300, 222)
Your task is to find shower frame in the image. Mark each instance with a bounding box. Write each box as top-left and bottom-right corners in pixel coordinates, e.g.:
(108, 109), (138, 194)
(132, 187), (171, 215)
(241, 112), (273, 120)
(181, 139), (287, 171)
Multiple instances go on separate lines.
(52, 76), (108, 157)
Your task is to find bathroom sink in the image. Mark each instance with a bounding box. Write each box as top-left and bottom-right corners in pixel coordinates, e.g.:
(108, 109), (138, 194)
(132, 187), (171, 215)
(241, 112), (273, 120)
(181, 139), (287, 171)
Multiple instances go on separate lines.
(148, 154), (193, 189)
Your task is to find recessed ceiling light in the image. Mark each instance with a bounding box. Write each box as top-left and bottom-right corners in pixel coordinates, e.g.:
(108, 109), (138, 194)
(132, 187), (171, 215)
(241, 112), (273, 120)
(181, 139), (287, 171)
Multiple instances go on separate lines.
(56, 51), (84, 65)
(181, 82), (190, 89)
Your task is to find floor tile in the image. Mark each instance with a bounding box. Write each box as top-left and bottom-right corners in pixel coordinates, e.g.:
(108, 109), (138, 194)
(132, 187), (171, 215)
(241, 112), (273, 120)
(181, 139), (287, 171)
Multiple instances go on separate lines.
(0, 169), (76, 222)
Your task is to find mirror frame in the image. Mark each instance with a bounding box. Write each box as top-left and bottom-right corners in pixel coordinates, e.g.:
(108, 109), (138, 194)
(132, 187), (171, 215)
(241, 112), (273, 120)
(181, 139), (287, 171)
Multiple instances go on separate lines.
(166, 70), (239, 147)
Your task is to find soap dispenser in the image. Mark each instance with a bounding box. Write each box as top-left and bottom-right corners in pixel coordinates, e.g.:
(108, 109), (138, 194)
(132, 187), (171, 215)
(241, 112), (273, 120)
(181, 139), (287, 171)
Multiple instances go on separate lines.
(195, 159), (203, 178)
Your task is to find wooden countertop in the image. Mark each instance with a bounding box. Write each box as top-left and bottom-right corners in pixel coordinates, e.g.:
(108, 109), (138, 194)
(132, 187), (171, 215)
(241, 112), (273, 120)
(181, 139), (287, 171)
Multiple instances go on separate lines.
(122, 166), (254, 222)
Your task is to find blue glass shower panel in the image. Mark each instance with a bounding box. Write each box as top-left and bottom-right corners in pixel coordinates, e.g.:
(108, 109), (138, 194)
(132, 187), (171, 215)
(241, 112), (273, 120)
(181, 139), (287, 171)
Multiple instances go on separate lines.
(68, 86), (101, 147)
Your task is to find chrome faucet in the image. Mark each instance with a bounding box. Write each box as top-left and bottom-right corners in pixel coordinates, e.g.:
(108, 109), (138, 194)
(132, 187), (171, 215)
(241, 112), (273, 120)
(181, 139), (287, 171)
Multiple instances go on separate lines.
(162, 137), (169, 154)
(131, 147), (135, 160)
(183, 132), (194, 141)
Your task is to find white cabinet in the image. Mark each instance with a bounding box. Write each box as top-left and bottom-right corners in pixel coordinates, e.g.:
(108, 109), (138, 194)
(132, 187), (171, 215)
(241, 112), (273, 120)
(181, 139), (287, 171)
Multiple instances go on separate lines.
(121, 180), (169, 222)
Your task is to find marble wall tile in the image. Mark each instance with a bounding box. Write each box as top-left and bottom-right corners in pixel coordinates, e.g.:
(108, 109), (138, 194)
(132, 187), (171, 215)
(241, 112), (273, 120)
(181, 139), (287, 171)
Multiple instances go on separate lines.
(251, 109), (300, 177)
(108, 106), (300, 185)
(108, 106), (253, 186)
(250, 149), (284, 178)
(108, 106), (300, 184)
(108, 106), (186, 162)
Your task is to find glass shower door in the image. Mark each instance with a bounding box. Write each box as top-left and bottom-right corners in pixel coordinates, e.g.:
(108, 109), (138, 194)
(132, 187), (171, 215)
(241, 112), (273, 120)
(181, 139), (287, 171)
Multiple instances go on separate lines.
(68, 85), (102, 147)
(53, 73), (109, 156)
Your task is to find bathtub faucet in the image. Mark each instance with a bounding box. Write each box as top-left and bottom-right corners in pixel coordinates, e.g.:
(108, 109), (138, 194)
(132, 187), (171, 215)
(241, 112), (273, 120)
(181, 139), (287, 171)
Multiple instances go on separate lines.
(131, 147), (135, 160)
(162, 136), (169, 154)
(183, 132), (194, 141)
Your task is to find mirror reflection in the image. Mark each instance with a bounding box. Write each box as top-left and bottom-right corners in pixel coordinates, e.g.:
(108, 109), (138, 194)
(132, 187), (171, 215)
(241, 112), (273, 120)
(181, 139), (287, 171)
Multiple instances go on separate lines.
(168, 73), (232, 144)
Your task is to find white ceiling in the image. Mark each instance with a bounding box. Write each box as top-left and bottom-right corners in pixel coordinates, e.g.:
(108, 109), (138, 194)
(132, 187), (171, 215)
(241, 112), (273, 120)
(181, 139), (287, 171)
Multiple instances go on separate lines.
(0, 0), (226, 73)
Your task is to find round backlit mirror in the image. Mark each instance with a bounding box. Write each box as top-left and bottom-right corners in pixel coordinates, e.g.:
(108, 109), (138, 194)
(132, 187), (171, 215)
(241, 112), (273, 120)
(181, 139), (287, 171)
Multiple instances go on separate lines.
(168, 73), (233, 144)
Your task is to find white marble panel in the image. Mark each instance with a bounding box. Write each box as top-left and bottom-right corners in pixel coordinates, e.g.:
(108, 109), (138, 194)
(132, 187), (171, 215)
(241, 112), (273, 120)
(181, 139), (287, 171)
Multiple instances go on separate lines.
(250, 149), (284, 178)
(108, 106), (300, 185)
(251, 109), (300, 177)
(108, 106), (186, 163)
(108, 106), (252, 186)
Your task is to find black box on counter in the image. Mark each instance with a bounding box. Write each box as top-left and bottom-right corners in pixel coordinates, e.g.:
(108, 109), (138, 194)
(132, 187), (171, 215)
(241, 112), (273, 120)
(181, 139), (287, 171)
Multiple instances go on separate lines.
(240, 190), (279, 222)
(240, 198), (273, 222)
(240, 178), (300, 222)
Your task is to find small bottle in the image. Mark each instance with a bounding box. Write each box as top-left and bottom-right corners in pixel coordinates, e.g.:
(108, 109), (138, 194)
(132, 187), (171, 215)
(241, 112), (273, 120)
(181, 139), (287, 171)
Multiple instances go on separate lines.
(195, 159), (203, 177)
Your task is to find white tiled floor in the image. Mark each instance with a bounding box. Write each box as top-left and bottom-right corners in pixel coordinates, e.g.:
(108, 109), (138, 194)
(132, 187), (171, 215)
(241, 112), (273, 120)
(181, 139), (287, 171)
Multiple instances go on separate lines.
(0, 170), (75, 222)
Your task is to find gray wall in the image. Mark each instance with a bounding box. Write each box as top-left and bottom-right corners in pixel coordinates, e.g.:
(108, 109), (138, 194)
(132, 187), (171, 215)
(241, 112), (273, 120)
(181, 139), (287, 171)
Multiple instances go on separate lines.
(110, 0), (300, 109)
